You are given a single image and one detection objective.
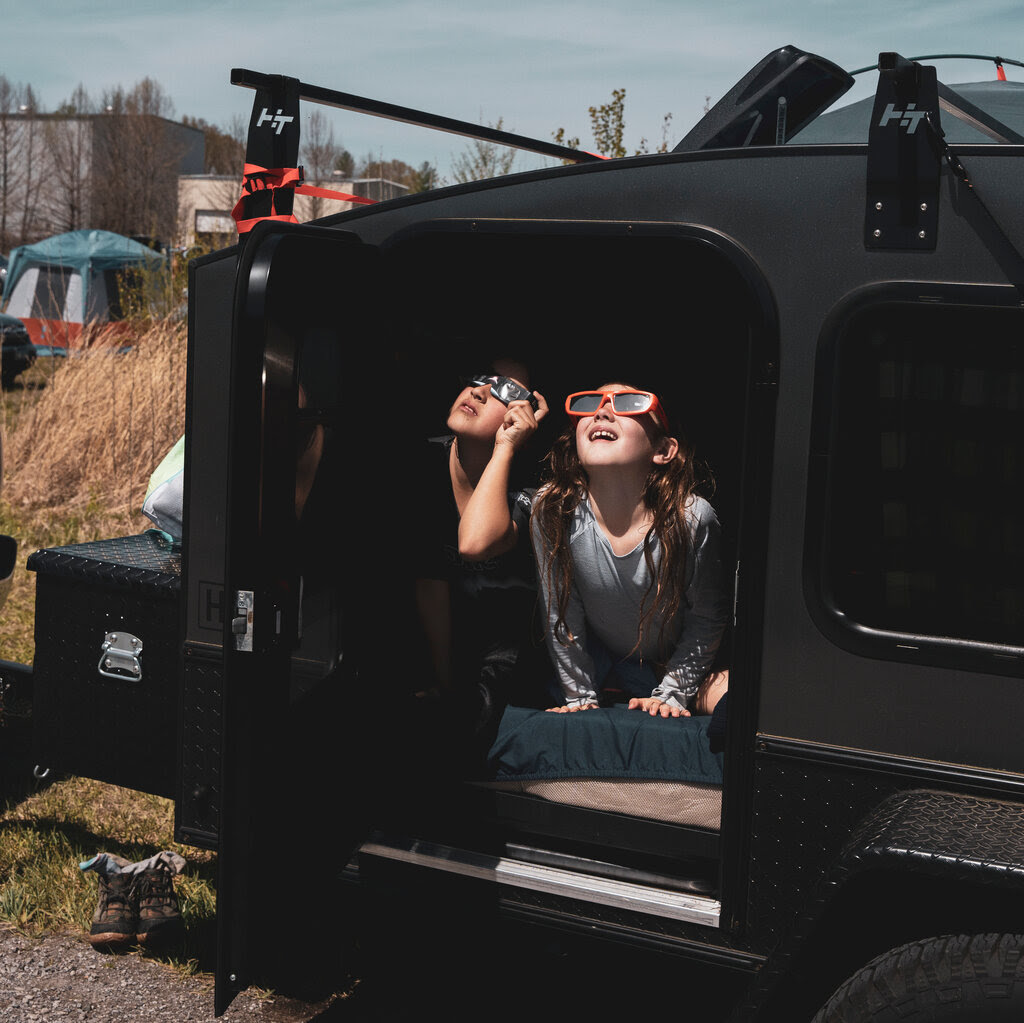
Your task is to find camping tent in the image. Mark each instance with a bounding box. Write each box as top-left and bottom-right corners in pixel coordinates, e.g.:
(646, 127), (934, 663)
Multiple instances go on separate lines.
(1, 230), (165, 348)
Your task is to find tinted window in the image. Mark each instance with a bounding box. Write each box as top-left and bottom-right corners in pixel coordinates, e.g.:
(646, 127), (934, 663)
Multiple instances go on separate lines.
(826, 302), (1024, 649)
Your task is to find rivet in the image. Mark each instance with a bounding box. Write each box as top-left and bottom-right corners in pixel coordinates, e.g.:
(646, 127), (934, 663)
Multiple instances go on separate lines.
(875, 201), (883, 210)
(873, 229), (882, 238)
(229, 973), (237, 983)
(920, 202), (928, 211)
(918, 230), (926, 239)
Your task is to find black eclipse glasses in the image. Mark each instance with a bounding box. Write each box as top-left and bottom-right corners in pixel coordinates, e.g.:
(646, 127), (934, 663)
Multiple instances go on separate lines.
(468, 374), (539, 411)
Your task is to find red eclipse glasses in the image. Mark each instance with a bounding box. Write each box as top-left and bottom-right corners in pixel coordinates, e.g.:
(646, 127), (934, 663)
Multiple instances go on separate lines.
(565, 390), (669, 431)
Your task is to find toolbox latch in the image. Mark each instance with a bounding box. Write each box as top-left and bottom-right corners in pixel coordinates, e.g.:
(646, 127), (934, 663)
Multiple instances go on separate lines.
(98, 632), (144, 682)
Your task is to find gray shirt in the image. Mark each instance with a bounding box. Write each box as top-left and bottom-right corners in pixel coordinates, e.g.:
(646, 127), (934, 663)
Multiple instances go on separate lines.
(531, 495), (729, 710)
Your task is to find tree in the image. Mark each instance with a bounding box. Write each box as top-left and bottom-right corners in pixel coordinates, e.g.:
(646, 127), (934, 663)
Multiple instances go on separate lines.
(349, 155), (436, 195)
(589, 88), (627, 158)
(408, 161), (439, 193)
(357, 155), (417, 184)
(15, 85), (44, 246)
(92, 78), (182, 245)
(299, 109), (344, 219)
(0, 78), (46, 248)
(0, 75), (25, 249)
(182, 115), (244, 176)
(554, 89), (675, 160)
(334, 149), (355, 178)
(44, 85), (95, 233)
(450, 119), (516, 183)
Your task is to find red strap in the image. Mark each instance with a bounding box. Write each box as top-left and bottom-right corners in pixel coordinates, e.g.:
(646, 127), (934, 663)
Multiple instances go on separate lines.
(232, 163), (376, 233)
(240, 163), (305, 190)
(295, 184), (376, 206)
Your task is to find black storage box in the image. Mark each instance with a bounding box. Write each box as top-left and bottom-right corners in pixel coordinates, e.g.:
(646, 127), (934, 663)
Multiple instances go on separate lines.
(28, 533), (181, 798)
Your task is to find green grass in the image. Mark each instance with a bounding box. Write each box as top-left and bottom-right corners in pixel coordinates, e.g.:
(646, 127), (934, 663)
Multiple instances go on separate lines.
(0, 777), (218, 972)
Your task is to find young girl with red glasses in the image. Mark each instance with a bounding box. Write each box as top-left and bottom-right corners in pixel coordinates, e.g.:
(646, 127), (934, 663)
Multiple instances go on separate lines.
(530, 384), (729, 718)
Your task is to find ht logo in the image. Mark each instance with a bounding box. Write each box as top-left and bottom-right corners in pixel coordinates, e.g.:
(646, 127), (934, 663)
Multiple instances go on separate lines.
(256, 107), (294, 135)
(878, 102), (927, 134)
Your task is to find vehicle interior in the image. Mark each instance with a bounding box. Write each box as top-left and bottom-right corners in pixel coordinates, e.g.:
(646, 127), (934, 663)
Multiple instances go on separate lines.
(253, 222), (775, 902)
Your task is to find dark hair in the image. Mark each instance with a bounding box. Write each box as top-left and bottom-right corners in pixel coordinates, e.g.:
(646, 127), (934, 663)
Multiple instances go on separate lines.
(531, 388), (708, 659)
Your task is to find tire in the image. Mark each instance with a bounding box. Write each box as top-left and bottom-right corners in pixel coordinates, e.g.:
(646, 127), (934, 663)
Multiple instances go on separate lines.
(812, 934), (1024, 1022)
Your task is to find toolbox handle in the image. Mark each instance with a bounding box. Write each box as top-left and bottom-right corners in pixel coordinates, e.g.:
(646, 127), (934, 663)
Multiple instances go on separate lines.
(98, 632), (144, 682)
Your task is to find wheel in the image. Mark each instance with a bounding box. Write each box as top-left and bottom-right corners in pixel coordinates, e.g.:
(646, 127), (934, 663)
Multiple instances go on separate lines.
(812, 934), (1024, 1022)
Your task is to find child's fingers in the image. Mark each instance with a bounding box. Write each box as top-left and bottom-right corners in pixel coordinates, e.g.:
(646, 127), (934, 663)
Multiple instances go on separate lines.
(629, 697), (692, 718)
(505, 401), (537, 428)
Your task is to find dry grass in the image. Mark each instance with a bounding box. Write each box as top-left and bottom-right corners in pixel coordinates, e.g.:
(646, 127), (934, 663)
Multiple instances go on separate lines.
(0, 321), (185, 664)
(3, 320), (185, 532)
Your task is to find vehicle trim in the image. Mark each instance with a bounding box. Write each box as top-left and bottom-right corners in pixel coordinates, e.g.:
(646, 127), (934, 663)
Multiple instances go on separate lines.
(759, 734), (1024, 794)
(359, 834), (722, 927)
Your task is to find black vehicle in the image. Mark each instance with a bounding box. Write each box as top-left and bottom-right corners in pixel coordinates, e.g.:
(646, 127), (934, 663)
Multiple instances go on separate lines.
(0, 311), (35, 388)
(13, 45), (1024, 1021)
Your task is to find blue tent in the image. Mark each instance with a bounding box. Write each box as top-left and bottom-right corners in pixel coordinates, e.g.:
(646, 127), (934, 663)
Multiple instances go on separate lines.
(2, 230), (165, 331)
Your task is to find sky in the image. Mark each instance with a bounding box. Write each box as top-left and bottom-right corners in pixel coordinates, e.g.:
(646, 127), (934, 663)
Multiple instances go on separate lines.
(4, 0), (1024, 179)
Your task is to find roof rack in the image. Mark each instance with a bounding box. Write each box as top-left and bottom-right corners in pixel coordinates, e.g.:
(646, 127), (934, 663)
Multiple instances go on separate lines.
(230, 68), (603, 165)
(850, 53), (1024, 76)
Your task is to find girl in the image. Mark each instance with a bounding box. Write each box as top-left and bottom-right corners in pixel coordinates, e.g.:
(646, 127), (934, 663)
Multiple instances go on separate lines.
(531, 384), (729, 718)
(414, 362), (549, 711)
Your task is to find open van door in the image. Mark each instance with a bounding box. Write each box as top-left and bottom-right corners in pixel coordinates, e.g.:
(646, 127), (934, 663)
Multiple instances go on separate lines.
(195, 222), (386, 1012)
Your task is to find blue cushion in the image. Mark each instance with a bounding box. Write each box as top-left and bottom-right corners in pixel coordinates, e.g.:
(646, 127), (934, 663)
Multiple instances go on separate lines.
(487, 705), (723, 785)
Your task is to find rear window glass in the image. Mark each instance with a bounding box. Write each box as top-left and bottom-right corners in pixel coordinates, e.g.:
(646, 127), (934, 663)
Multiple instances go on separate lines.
(824, 301), (1024, 649)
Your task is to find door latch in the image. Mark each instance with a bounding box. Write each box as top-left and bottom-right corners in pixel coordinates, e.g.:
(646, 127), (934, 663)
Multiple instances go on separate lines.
(232, 590), (254, 652)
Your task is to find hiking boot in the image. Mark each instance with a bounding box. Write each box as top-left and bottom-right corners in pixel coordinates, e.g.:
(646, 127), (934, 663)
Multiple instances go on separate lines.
(135, 865), (183, 947)
(89, 872), (136, 950)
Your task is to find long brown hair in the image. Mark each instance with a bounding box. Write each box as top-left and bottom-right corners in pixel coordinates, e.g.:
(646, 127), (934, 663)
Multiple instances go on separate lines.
(532, 391), (707, 660)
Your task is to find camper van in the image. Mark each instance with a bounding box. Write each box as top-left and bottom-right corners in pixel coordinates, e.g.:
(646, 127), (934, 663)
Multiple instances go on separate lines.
(16, 46), (1024, 1020)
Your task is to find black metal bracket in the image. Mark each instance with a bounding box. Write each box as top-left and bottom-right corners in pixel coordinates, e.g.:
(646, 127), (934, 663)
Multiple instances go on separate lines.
(864, 53), (941, 251)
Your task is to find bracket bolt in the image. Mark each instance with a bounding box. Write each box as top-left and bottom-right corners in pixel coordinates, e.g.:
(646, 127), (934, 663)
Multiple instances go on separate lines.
(920, 202), (928, 211)
(873, 229), (882, 238)
(875, 201), (883, 210)
(918, 230), (927, 239)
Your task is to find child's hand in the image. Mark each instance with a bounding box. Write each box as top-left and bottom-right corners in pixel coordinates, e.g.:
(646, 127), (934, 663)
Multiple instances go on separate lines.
(628, 697), (691, 718)
(546, 702), (599, 713)
(494, 391), (549, 453)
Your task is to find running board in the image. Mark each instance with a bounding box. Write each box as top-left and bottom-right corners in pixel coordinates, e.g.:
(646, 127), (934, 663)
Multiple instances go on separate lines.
(359, 834), (721, 928)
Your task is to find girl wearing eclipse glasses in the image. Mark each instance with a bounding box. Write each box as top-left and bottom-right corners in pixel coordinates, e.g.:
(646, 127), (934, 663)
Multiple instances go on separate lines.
(412, 361), (549, 728)
(529, 384), (730, 719)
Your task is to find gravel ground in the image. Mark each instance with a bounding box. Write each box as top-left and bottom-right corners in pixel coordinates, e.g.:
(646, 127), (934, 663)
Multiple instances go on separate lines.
(0, 927), (340, 1023)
